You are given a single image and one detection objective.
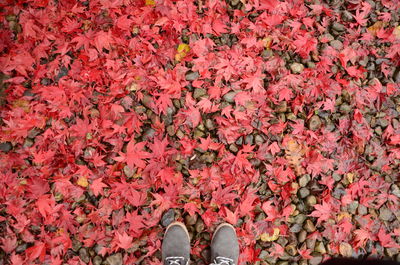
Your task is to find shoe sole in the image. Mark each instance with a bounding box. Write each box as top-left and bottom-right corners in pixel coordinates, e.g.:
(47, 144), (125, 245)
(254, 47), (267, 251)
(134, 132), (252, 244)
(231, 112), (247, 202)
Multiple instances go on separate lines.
(211, 223), (237, 244)
(165, 221), (190, 241)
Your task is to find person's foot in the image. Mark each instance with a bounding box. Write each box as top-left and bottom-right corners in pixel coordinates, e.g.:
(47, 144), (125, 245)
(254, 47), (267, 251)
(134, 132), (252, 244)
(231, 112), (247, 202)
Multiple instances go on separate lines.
(210, 223), (239, 265)
(162, 221), (190, 265)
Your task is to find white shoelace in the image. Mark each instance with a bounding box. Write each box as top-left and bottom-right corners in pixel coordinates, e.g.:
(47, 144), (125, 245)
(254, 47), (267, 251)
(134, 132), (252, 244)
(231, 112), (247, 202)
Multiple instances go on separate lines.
(165, 257), (188, 265)
(210, 256), (235, 265)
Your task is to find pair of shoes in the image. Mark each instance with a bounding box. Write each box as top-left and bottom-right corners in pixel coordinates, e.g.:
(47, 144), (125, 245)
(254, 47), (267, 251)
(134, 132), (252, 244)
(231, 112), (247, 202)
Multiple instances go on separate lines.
(162, 222), (239, 265)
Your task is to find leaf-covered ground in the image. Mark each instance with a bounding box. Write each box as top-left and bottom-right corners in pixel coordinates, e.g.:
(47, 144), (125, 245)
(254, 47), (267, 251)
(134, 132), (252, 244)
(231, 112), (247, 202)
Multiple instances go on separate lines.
(1, 0), (400, 264)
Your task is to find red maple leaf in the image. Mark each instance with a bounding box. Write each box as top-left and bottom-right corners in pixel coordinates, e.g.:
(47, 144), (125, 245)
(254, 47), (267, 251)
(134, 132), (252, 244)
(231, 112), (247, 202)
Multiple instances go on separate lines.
(115, 140), (151, 169)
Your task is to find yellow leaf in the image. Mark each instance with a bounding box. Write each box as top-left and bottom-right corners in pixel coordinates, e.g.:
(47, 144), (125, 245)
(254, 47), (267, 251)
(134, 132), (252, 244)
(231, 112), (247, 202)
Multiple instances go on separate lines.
(77, 176), (89, 187)
(285, 138), (307, 175)
(175, 43), (190, 61)
(346, 173), (354, 184)
(394, 26), (400, 39)
(367, 21), (386, 36)
(262, 36), (273, 49)
(260, 228), (280, 242)
(145, 0), (155, 6)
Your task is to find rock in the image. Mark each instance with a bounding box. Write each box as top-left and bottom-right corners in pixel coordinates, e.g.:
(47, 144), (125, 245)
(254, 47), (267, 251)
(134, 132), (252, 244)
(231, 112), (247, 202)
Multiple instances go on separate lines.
(193, 88), (206, 99)
(379, 207), (393, 221)
(306, 195), (317, 207)
(330, 40), (343, 50)
(0, 142), (12, 152)
(167, 125), (175, 136)
(290, 224), (302, 233)
(377, 118), (388, 128)
(79, 248), (90, 263)
(332, 22), (345, 32)
(229, 144), (238, 153)
(259, 250), (269, 260)
(185, 214), (197, 226)
(294, 214), (307, 224)
(15, 243), (27, 253)
(357, 204), (368, 215)
(235, 136), (243, 145)
(299, 174), (311, 187)
(123, 165), (136, 178)
(185, 71), (199, 81)
(348, 201), (359, 215)
(341, 10), (354, 22)
(143, 128), (155, 140)
(309, 255), (323, 265)
(93, 256), (103, 265)
(254, 135), (264, 145)
(340, 242), (353, 257)
(285, 244), (297, 256)
(340, 104), (352, 114)
(394, 68), (400, 83)
(245, 134), (254, 145)
(276, 101), (288, 113)
(298, 187), (310, 198)
(106, 253), (123, 265)
(72, 239), (82, 252)
(223, 91), (238, 103)
(391, 184), (400, 198)
(315, 242), (326, 254)
(205, 119), (215, 130)
(195, 218), (204, 233)
(23, 138), (34, 148)
(319, 33), (334, 42)
(303, 219), (316, 232)
(298, 230), (307, 243)
(290, 63), (304, 74)
(161, 209), (175, 227)
(308, 116), (322, 131)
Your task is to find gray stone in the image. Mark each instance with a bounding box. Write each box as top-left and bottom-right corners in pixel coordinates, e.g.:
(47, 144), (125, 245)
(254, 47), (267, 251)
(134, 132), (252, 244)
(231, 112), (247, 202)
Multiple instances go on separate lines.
(93, 256), (102, 265)
(306, 195), (317, 207)
(309, 255), (323, 265)
(299, 187), (310, 198)
(341, 10), (354, 22)
(332, 22), (345, 32)
(379, 207), (393, 221)
(79, 248), (90, 263)
(290, 63), (304, 74)
(348, 201), (359, 215)
(330, 40), (343, 50)
(299, 174), (311, 187)
(161, 209), (175, 227)
(106, 253), (123, 265)
(185, 71), (199, 81)
(193, 88), (207, 99)
(0, 142), (12, 152)
(340, 103), (352, 114)
(290, 223), (302, 233)
(308, 116), (322, 131)
(223, 91), (238, 103)
(72, 239), (82, 252)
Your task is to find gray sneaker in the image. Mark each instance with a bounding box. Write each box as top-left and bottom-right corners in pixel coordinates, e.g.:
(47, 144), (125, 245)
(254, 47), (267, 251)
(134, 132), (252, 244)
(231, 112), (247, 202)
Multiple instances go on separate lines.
(210, 223), (239, 265)
(162, 222), (190, 265)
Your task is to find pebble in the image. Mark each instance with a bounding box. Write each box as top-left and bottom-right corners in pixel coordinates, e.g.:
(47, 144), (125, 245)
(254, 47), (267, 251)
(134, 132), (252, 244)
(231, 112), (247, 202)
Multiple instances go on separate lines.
(315, 242), (326, 254)
(245, 134), (254, 145)
(298, 230), (307, 243)
(167, 125), (175, 136)
(79, 248), (90, 263)
(93, 256), (103, 265)
(306, 195), (317, 207)
(290, 63), (304, 74)
(340, 242), (353, 257)
(348, 201), (359, 215)
(123, 165), (136, 178)
(298, 187), (310, 198)
(290, 224), (302, 233)
(299, 174), (311, 187)
(276, 101), (288, 113)
(285, 244), (297, 256)
(0, 142), (12, 152)
(308, 115), (322, 131)
(294, 214), (307, 224)
(185, 71), (199, 81)
(15, 243), (27, 253)
(330, 40), (343, 50)
(223, 91), (238, 103)
(379, 207), (393, 221)
(161, 209), (175, 227)
(229, 144), (238, 153)
(72, 239), (82, 252)
(254, 135), (264, 145)
(391, 184), (400, 198)
(193, 88), (207, 99)
(106, 253), (123, 265)
(340, 104), (352, 114)
(341, 10), (354, 22)
(309, 255), (323, 265)
(303, 219), (316, 232)
(332, 22), (345, 32)
(205, 119), (215, 130)
(195, 218), (204, 233)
